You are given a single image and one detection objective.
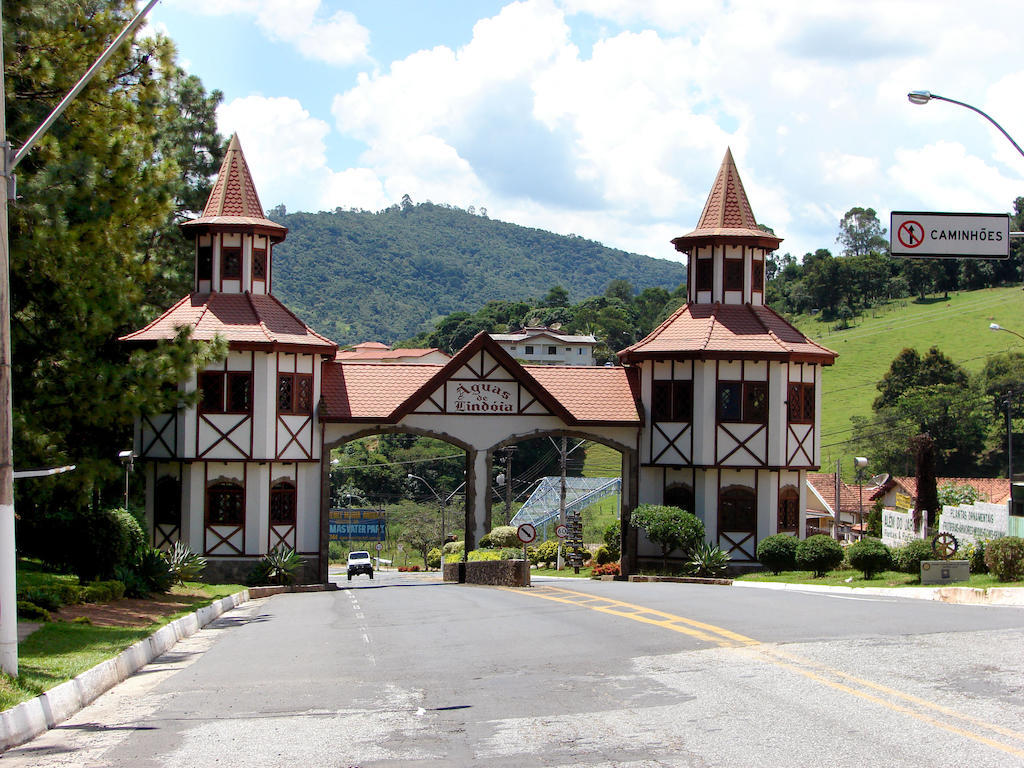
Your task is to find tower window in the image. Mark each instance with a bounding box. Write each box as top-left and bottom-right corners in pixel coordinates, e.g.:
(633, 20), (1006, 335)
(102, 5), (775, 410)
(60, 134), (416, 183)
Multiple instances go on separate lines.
(778, 486), (799, 533)
(278, 373), (313, 415)
(252, 248), (267, 280)
(199, 371), (252, 414)
(788, 383), (815, 424)
(652, 380), (693, 421)
(718, 381), (767, 423)
(197, 246), (213, 281)
(724, 259), (743, 291)
(222, 247), (242, 280)
(696, 258), (713, 292)
(751, 259), (764, 291)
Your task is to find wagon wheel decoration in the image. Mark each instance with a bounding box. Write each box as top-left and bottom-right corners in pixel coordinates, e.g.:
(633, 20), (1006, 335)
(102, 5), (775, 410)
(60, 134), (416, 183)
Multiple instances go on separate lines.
(932, 532), (958, 560)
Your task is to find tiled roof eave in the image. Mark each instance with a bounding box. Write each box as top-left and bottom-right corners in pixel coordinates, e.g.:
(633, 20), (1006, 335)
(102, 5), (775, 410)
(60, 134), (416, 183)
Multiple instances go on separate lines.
(671, 233), (781, 252)
(619, 349), (837, 365)
(181, 218), (288, 241)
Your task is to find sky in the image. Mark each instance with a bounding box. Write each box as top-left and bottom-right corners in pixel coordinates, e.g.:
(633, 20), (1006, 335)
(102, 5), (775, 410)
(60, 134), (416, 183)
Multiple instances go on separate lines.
(146, 0), (1024, 265)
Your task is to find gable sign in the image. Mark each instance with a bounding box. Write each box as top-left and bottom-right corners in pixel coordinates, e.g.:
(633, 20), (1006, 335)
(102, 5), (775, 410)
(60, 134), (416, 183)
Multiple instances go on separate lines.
(890, 211), (1009, 259)
(451, 381), (515, 413)
(413, 348), (553, 417)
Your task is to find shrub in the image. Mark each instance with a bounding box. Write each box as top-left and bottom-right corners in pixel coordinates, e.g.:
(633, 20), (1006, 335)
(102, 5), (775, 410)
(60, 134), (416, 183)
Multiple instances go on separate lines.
(467, 549), (501, 561)
(591, 562), (620, 576)
(16, 587), (63, 611)
(893, 539), (934, 575)
(595, 546), (613, 565)
(846, 538), (892, 579)
(17, 601), (50, 621)
(113, 509), (148, 562)
(136, 548), (173, 593)
(530, 540), (559, 568)
(426, 547), (442, 569)
(688, 542), (731, 578)
(757, 534), (799, 574)
(442, 540), (465, 556)
(328, 541), (345, 563)
(115, 565), (151, 599)
(163, 542), (207, 584)
(478, 533), (493, 549)
(984, 537), (1024, 582)
(82, 583), (114, 603)
(603, 521), (621, 560)
(248, 547), (305, 586)
(486, 526), (520, 549)
(796, 535), (844, 577)
(498, 547), (521, 560)
(964, 539), (989, 574)
(630, 504), (704, 572)
(65, 507), (132, 582)
(92, 579), (126, 600)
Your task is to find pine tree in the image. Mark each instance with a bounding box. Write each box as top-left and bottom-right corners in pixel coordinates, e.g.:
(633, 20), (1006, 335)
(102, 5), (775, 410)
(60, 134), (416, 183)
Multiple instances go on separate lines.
(4, 0), (226, 513)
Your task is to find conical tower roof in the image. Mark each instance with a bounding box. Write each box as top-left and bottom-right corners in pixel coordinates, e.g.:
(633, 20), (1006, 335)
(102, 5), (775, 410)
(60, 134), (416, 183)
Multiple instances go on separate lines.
(671, 148), (781, 252)
(181, 134), (287, 240)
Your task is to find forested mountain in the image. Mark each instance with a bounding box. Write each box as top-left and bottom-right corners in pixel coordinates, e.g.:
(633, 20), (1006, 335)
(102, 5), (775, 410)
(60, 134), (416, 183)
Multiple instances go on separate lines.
(269, 200), (686, 345)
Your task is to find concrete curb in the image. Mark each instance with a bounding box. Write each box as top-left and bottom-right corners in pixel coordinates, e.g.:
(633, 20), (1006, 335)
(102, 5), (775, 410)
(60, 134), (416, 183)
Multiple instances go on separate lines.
(0, 589), (251, 752)
(732, 579), (1024, 605)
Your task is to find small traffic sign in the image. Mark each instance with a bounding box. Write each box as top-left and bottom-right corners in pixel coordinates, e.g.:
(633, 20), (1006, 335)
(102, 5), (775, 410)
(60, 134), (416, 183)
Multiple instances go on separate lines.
(890, 211), (1009, 258)
(517, 523), (537, 544)
(555, 524), (568, 539)
(375, 542), (383, 552)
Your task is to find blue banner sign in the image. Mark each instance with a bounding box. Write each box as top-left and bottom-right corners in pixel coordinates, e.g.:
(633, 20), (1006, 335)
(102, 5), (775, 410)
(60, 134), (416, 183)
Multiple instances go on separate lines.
(329, 508), (386, 541)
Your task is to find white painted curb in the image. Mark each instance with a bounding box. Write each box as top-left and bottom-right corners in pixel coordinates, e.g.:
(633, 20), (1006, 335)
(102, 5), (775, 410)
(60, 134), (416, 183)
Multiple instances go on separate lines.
(733, 579), (1024, 605)
(0, 589), (250, 752)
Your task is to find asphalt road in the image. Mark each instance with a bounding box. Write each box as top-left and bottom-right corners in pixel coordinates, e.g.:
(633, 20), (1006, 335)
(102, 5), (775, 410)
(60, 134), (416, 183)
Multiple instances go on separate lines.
(6, 569), (1024, 767)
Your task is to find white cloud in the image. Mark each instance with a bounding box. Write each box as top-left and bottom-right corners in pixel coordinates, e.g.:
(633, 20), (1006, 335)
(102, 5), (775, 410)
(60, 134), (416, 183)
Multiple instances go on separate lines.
(167, 0), (370, 66)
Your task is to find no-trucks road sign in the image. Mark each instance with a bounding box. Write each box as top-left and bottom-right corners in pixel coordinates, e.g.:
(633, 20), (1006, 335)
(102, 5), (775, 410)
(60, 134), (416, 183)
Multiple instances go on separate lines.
(890, 211), (1009, 259)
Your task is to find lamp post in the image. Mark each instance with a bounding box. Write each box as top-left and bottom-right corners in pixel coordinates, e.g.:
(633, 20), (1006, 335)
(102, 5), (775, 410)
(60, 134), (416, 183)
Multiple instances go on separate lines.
(118, 450), (134, 510)
(854, 457), (868, 539)
(408, 474), (446, 571)
(0, 0), (162, 677)
(907, 90), (1024, 160)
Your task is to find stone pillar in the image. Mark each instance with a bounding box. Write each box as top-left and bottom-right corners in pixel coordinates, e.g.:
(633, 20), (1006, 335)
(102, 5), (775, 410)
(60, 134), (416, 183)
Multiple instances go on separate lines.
(463, 449), (489, 551)
(619, 446), (640, 576)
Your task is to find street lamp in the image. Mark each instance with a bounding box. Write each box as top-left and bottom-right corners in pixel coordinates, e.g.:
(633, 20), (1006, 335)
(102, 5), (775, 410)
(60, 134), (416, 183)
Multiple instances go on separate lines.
(907, 90), (1024, 160)
(408, 473), (447, 570)
(118, 449), (134, 511)
(990, 322), (1024, 342)
(854, 456), (868, 539)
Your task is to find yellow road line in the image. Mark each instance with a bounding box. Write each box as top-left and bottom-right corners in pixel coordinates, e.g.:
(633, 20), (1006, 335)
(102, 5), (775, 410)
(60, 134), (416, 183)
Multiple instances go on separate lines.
(502, 583), (1024, 757)
(502, 584), (758, 648)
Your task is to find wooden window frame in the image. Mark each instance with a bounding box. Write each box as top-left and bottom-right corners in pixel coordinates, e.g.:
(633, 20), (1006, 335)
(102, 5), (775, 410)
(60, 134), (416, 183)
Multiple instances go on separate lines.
(652, 380), (693, 422)
(696, 257), (713, 292)
(718, 381), (768, 424)
(524, 345), (534, 355)
(778, 486), (799, 533)
(270, 480), (297, 526)
(206, 481), (244, 526)
(278, 373), (314, 415)
(252, 248), (267, 281)
(724, 259), (744, 292)
(199, 371), (252, 415)
(751, 259), (764, 292)
(788, 382), (815, 424)
(221, 246), (242, 281)
(720, 486), (756, 532)
(197, 245), (213, 282)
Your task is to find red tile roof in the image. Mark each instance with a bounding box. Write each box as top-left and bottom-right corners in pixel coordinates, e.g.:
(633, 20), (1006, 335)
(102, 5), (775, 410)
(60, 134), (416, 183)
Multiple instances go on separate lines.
(320, 333), (642, 426)
(181, 134), (287, 239)
(335, 347), (449, 361)
(870, 476), (1010, 504)
(618, 302), (837, 364)
(321, 363), (442, 421)
(807, 472), (869, 514)
(525, 365), (641, 424)
(671, 148), (781, 251)
(120, 292), (337, 353)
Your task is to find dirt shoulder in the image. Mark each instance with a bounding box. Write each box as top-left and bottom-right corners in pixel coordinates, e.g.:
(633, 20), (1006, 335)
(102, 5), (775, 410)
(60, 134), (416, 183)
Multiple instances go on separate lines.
(51, 589), (212, 628)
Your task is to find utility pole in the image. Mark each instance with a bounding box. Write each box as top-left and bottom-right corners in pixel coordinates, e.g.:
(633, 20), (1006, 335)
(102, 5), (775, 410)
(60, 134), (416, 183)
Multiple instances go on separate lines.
(556, 435), (567, 570)
(503, 445), (516, 524)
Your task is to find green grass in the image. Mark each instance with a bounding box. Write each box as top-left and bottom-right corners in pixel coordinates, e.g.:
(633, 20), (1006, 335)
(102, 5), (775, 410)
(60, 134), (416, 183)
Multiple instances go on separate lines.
(532, 566), (596, 578)
(787, 286), (1024, 474)
(6, 569), (244, 711)
(735, 568), (1024, 589)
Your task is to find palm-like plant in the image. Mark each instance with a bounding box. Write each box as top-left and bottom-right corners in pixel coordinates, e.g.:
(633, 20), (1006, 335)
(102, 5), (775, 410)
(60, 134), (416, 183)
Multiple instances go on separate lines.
(688, 542), (731, 578)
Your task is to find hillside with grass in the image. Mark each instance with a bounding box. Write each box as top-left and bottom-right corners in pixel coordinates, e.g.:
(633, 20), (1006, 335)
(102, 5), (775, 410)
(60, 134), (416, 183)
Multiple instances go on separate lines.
(792, 286), (1024, 473)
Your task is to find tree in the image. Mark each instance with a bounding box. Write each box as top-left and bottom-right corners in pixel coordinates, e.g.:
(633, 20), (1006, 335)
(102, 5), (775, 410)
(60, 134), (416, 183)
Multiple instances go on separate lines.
(540, 285), (570, 308)
(873, 347), (967, 410)
(910, 433), (939, 530)
(6, 0), (226, 518)
(629, 504), (704, 573)
(396, 503), (441, 567)
(837, 207), (888, 258)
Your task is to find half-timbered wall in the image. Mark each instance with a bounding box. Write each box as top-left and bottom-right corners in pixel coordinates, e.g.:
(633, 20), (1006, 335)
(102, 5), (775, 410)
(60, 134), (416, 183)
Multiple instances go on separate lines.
(194, 231), (273, 296)
(274, 352), (318, 460)
(687, 244), (769, 306)
(194, 350), (255, 460)
(645, 359), (694, 466)
(714, 359), (769, 467)
(785, 363), (820, 469)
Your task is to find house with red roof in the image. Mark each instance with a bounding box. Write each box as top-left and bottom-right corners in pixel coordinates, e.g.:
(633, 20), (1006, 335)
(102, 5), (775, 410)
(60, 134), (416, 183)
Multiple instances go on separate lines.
(123, 140), (837, 579)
